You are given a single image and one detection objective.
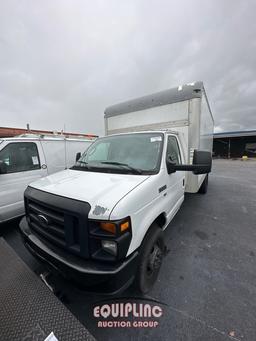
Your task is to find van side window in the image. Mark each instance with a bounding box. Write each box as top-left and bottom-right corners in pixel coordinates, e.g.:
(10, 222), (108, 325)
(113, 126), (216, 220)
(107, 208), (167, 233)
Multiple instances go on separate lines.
(0, 142), (40, 173)
(166, 136), (181, 165)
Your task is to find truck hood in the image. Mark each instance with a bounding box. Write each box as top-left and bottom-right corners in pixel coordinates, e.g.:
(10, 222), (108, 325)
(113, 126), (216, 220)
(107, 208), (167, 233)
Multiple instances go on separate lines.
(29, 169), (150, 219)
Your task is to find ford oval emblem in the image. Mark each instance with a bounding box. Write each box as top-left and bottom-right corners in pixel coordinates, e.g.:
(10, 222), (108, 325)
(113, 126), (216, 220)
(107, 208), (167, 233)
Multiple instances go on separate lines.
(37, 214), (49, 226)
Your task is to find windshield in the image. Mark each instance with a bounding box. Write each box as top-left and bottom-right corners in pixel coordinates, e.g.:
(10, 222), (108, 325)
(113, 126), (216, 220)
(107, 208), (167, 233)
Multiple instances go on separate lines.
(71, 133), (163, 175)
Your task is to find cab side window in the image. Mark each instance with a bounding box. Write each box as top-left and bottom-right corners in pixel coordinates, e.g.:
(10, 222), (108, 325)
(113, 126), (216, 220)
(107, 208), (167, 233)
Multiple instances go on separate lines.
(166, 136), (181, 165)
(0, 142), (40, 174)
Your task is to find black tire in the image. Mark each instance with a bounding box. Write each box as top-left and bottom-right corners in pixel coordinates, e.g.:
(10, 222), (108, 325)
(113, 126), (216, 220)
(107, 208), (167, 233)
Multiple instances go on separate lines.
(198, 174), (208, 194)
(134, 225), (165, 294)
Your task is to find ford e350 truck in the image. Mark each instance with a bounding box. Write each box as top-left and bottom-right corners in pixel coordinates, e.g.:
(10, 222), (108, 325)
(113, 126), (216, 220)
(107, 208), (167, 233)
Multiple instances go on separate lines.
(20, 82), (214, 294)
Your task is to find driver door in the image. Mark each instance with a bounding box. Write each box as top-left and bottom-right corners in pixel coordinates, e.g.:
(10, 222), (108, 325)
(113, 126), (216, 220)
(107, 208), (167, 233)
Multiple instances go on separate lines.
(165, 135), (185, 221)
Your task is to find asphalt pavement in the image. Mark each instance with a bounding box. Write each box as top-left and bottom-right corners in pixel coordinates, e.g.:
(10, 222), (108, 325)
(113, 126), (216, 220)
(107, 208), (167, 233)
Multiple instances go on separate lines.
(2, 159), (256, 341)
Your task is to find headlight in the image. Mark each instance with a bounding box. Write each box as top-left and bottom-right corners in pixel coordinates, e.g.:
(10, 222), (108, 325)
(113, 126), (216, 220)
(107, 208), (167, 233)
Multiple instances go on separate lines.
(101, 240), (117, 256)
(89, 217), (132, 261)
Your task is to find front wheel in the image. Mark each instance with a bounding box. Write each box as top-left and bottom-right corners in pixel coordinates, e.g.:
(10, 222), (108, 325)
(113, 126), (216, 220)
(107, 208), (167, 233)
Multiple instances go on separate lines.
(134, 225), (165, 294)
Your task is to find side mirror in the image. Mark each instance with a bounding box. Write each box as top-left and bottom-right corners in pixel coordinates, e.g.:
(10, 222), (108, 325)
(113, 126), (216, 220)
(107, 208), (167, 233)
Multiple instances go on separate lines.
(192, 150), (212, 174)
(167, 150), (212, 175)
(75, 152), (81, 162)
(0, 162), (7, 174)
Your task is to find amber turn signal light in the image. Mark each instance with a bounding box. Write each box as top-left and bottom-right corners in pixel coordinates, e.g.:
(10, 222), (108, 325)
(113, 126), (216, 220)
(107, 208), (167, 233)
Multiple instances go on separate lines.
(120, 221), (129, 232)
(100, 222), (116, 234)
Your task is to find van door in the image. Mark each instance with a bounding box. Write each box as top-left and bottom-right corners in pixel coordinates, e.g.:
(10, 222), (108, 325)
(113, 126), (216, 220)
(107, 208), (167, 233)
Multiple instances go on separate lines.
(165, 135), (185, 221)
(0, 141), (47, 222)
(40, 140), (65, 174)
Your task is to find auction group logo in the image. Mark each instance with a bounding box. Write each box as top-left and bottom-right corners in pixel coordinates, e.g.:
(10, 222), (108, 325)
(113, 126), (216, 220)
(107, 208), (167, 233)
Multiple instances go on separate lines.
(93, 298), (165, 328)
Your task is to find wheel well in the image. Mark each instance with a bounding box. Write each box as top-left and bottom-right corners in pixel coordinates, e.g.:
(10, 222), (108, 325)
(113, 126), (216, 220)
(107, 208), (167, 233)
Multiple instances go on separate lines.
(138, 213), (167, 250)
(154, 213), (166, 229)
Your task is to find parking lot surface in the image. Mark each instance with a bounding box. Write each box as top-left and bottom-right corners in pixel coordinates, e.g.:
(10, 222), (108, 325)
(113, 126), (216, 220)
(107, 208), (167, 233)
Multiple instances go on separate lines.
(2, 159), (256, 341)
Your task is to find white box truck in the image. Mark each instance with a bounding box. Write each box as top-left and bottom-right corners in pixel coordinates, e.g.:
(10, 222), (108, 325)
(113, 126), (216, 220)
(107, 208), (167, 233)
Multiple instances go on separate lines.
(0, 134), (95, 223)
(20, 82), (214, 294)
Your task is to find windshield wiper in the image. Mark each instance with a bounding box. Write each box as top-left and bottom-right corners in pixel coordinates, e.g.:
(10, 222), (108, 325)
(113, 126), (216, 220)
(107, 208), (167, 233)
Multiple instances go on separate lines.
(70, 160), (91, 170)
(100, 161), (143, 174)
(77, 161), (88, 165)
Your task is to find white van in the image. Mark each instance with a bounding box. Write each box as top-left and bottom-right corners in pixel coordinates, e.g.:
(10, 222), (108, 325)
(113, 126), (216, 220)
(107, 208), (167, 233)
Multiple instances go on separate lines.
(20, 82), (214, 294)
(0, 134), (95, 223)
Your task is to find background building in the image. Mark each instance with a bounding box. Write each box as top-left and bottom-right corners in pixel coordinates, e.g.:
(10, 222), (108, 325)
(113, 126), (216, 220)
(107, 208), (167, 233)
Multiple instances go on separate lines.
(0, 126), (97, 139)
(213, 130), (256, 158)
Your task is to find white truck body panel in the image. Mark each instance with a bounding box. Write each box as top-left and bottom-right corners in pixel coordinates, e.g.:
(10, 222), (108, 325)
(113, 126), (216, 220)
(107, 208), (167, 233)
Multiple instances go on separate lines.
(0, 136), (93, 223)
(106, 101), (189, 134)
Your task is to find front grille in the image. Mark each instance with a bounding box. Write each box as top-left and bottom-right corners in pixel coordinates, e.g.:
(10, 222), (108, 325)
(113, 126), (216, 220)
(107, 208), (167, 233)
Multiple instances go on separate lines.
(25, 187), (91, 259)
(28, 201), (66, 247)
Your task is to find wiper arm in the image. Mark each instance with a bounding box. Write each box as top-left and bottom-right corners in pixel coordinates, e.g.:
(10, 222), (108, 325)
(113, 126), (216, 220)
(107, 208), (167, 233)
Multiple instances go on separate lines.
(70, 160), (91, 170)
(77, 161), (88, 165)
(100, 161), (143, 174)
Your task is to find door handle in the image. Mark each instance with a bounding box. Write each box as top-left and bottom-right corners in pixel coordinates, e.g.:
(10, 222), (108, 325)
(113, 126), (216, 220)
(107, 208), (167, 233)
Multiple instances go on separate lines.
(158, 185), (167, 193)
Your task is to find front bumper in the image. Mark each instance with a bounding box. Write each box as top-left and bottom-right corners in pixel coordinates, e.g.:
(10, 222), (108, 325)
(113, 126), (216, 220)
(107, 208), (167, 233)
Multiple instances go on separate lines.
(19, 217), (139, 294)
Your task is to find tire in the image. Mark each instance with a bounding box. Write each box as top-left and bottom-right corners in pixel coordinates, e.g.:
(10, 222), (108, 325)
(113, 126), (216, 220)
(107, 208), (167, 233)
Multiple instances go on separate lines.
(134, 225), (165, 294)
(198, 174), (208, 194)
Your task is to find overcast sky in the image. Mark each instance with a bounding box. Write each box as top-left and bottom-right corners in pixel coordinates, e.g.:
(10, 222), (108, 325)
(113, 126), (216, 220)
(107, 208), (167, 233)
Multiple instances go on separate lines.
(0, 0), (255, 136)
